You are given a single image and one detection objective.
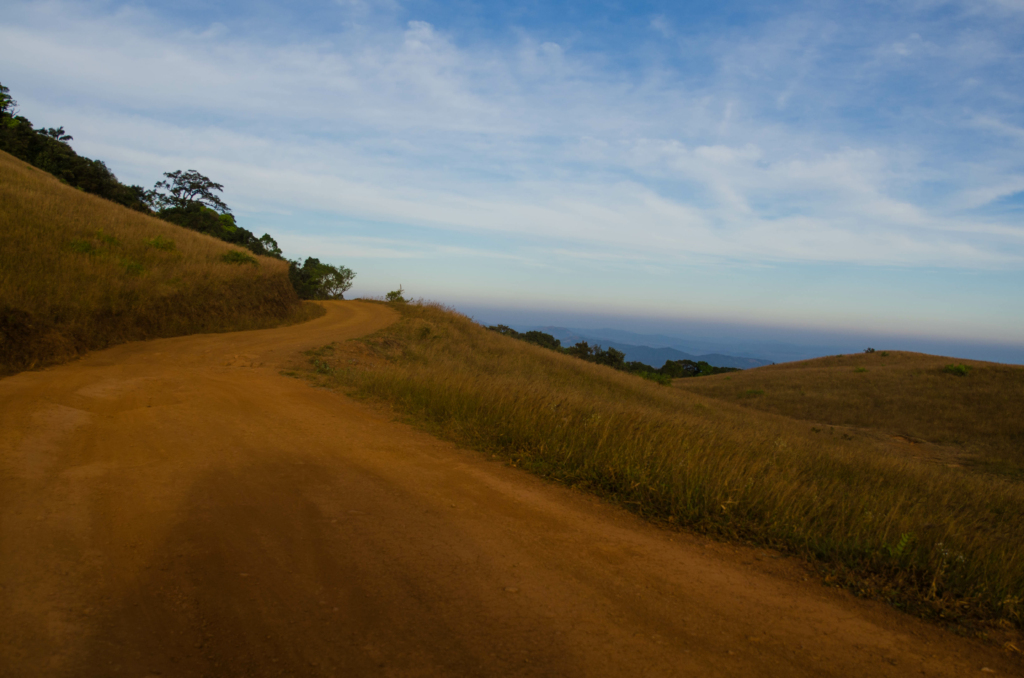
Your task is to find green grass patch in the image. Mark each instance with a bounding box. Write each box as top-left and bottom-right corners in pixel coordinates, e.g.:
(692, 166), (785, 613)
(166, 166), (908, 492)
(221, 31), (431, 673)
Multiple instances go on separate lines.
(146, 235), (176, 251)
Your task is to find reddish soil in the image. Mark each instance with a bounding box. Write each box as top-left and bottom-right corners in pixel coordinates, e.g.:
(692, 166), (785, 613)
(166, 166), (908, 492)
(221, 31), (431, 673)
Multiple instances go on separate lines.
(1, 301), (1019, 677)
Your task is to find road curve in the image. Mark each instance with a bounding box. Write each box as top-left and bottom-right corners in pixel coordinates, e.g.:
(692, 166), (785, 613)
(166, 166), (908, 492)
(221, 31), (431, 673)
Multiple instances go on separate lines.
(0, 301), (1017, 677)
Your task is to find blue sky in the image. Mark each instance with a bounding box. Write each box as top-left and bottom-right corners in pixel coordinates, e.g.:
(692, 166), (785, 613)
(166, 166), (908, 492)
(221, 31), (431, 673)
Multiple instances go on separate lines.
(3, 0), (1023, 357)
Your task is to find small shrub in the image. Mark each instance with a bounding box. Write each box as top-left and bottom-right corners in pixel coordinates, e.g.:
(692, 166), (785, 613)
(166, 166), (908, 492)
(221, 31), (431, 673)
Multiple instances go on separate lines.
(739, 388), (765, 398)
(855, 367), (868, 373)
(146, 235), (176, 251)
(220, 250), (258, 266)
(880, 351), (890, 357)
(385, 285), (406, 303)
(865, 347), (876, 353)
(944, 364), (971, 377)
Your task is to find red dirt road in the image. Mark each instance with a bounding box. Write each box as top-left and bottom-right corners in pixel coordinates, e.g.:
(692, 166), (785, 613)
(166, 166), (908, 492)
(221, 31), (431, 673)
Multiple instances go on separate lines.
(1, 301), (1018, 677)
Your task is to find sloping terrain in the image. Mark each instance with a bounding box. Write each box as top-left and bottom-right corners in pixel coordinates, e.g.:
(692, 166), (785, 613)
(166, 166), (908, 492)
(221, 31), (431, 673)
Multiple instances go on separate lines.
(673, 351), (1024, 479)
(1, 301), (1019, 677)
(0, 149), (315, 375)
(299, 302), (1024, 629)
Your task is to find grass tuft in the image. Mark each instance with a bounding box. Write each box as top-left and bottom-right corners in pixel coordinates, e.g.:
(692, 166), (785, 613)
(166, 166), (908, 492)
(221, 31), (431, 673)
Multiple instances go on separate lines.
(146, 235), (176, 251)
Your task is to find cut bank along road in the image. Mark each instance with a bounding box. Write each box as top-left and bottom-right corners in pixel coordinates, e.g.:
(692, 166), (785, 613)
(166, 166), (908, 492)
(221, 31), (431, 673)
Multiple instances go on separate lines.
(1, 301), (1017, 677)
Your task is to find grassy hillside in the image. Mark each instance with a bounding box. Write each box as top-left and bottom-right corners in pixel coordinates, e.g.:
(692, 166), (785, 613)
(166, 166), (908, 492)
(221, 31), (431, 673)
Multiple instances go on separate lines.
(298, 301), (1024, 633)
(0, 150), (320, 375)
(674, 352), (1024, 479)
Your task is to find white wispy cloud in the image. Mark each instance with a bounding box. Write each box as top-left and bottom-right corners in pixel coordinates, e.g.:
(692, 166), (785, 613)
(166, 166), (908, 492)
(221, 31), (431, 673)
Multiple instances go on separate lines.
(1, 0), (1022, 272)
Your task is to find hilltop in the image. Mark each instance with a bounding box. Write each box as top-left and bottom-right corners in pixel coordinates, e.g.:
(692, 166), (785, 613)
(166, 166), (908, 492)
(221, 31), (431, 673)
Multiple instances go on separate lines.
(675, 350), (1024, 480)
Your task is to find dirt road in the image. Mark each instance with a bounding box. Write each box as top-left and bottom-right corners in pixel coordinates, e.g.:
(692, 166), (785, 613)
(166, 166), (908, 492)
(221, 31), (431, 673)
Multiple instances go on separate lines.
(1, 301), (1017, 677)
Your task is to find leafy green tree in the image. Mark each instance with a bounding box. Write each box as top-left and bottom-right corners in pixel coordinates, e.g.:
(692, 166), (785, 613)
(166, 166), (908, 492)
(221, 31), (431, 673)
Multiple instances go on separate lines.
(660, 359), (701, 378)
(593, 346), (626, 368)
(289, 258), (356, 300)
(149, 169), (231, 213)
(258, 234), (283, 258)
(385, 286), (406, 303)
(0, 82), (16, 116)
(625, 360), (658, 373)
(520, 331), (562, 350)
(38, 126), (72, 143)
(320, 264), (356, 299)
(487, 324), (520, 338)
(565, 341), (594, 360)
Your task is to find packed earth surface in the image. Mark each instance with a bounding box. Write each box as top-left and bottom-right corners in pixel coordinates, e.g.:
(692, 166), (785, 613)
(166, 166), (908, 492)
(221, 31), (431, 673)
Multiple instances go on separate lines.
(1, 301), (1018, 677)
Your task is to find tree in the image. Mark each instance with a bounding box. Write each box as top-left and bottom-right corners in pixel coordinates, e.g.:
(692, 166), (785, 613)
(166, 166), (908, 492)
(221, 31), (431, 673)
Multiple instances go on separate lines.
(149, 169), (231, 213)
(520, 330), (561, 351)
(593, 346), (626, 369)
(487, 324), (520, 338)
(289, 258), (356, 300)
(320, 264), (356, 299)
(0, 82), (16, 116)
(38, 126), (72, 143)
(385, 286), (406, 303)
(258, 234), (283, 258)
(565, 341), (594, 360)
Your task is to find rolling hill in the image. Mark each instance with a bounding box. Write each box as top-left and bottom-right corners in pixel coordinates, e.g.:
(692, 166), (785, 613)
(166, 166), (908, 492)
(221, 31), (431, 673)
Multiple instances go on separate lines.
(674, 350), (1024, 479)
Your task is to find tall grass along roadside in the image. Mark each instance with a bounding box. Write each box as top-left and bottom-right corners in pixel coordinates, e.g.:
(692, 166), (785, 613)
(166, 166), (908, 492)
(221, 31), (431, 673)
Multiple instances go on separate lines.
(0, 150), (321, 375)
(302, 301), (1024, 634)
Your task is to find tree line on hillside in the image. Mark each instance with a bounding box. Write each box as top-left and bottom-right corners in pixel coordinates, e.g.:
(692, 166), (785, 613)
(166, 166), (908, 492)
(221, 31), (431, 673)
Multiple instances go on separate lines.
(0, 81), (354, 301)
(486, 325), (739, 384)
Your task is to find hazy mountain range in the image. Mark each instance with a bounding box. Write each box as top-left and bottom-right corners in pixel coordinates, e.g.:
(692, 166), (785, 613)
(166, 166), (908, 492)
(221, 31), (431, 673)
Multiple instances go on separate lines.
(530, 327), (774, 369)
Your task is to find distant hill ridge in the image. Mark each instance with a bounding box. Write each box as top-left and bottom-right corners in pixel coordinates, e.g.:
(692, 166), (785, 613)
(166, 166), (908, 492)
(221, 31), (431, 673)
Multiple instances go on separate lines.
(531, 326), (772, 369)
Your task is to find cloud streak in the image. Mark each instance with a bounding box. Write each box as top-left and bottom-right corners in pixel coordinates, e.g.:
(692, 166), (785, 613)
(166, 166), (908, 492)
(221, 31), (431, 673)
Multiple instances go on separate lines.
(2, 1), (1023, 276)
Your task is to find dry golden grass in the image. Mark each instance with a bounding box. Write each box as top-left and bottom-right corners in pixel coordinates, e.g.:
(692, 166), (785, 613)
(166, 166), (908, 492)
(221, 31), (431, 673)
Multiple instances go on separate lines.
(302, 301), (1024, 632)
(674, 351), (1024, 479)
(0, 150), (320, 374)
